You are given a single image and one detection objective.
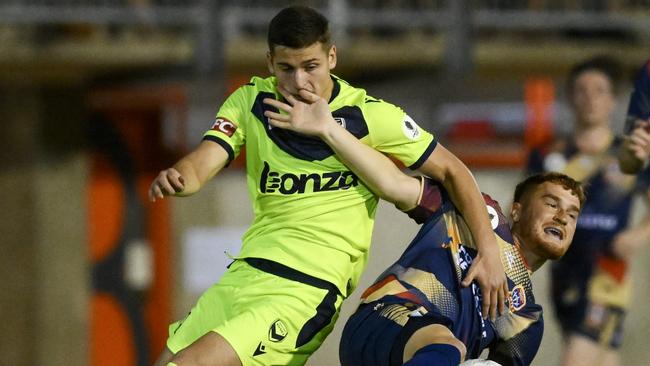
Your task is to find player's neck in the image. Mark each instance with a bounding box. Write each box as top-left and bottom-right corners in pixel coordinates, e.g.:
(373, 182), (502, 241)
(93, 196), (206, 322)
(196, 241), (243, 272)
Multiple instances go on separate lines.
(321, 75), (334, 102)
(573, 125), (613, 155)
(512, 234), (543, 273)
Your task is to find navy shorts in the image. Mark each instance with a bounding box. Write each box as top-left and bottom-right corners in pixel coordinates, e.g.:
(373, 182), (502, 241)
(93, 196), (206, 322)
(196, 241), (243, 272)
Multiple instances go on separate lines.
(339, 301), (450, 366)
(552, 264), (627, 349)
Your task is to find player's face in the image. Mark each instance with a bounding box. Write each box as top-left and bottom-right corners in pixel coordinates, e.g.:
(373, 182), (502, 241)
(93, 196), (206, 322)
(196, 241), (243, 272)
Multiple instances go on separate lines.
(512, 182), (581, 260)
(267, 42), (337, 102)
(570, 70), (616, 128)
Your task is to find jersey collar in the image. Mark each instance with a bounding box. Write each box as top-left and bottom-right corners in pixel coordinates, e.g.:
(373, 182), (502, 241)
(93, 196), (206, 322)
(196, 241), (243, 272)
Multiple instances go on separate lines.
(328, 75), (341, 103)
(513, 238), (533, 275)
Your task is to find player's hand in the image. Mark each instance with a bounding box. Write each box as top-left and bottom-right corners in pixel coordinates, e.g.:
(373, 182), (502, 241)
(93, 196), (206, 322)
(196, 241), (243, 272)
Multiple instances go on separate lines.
(622, 119), (650, 163)
(149, 168), (185, 202)
(262, 85), (337, 137)
(612, 228), (646, 261)
(461, 247), (508, 322)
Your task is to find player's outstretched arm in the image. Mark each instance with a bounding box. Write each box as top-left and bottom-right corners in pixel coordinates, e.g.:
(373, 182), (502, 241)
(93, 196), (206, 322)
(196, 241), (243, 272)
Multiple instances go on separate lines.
(620, 60), (650, 173)
(417, 144), (508, 321)
(618, 119), (650, 174)
(612, 187), (650, 259)
(263, 86), (420, 210)
(148, 140), (229, 202)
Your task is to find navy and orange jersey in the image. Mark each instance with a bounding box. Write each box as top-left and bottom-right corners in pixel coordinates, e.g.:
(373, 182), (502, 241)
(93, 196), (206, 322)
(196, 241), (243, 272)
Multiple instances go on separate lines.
(625, 60), (650, 133)
(342, 178), (543, 365)
(527, 138), (650, 285)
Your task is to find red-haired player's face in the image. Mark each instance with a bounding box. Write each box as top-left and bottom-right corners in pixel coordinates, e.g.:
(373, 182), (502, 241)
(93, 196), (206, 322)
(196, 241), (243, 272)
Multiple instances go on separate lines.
(267, 42), (337, 102)
(512, 182), (581, 260)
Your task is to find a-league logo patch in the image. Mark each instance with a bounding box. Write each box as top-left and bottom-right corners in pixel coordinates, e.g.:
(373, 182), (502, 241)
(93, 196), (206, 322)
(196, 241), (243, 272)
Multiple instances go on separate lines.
(268, 319), (288, 342)
(509, 284), (526, 312)
(402, 115), (421, 140)
(211, 117), (237, 137)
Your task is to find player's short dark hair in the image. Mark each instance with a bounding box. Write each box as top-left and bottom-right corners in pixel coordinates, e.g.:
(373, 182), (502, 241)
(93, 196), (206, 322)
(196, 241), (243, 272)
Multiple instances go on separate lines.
(514, 172), (586, 208)
(566, 56), (623, 96)
(267, 6), (331, 53)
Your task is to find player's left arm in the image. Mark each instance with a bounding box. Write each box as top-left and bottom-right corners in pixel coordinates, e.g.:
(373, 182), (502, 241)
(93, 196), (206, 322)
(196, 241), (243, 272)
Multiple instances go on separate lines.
(612, 186), (650, 259)
(417, 146), (508, 321)
(619, 61), (650, 174)
(262, 86), (421, 210)
(618, 119), (650, 174)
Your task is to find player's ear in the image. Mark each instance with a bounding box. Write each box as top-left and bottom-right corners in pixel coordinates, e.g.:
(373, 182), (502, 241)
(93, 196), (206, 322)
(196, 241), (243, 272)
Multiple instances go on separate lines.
(328, 45), (337, 69)
(510, 202), (522, 223)
(267, 51), (274, 74)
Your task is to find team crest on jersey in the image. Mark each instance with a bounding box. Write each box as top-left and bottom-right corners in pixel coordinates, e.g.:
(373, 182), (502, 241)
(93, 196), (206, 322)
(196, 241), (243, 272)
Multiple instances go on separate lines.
(509, 284), (526, 311)
(211, 117), (237, 137)
(268, 319), (288, 342)
(402, 115), (421, 140)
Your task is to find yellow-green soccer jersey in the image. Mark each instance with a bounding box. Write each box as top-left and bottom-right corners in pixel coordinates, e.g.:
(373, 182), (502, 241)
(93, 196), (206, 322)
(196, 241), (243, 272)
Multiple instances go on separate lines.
(203, 75), (436, 296)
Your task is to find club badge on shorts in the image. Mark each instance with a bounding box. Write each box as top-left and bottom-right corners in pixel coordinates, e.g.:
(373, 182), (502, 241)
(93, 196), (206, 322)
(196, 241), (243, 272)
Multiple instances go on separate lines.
(269, 319), (288, 342)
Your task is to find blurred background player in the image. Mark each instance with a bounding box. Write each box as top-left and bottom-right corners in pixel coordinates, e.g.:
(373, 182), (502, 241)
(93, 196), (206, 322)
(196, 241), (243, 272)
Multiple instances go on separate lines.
(526, 56), (650, 366)
(149, 5), (506, 366)
(263, 88), (584, 366)
(618, 60), (650, 174)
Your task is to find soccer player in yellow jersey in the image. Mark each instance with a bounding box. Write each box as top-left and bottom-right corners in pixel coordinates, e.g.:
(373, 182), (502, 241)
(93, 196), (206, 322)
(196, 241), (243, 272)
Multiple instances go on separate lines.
(149, 6), (506, 366)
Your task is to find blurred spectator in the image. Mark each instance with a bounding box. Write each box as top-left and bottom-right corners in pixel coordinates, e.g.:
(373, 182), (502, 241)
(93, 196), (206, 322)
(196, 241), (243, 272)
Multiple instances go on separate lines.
(526, 56), (650, 366)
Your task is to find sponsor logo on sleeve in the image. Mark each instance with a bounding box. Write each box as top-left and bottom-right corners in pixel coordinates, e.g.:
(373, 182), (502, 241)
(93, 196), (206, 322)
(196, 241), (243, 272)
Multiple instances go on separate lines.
(402, 115), (421, 140)
(211, 117), (237, 137)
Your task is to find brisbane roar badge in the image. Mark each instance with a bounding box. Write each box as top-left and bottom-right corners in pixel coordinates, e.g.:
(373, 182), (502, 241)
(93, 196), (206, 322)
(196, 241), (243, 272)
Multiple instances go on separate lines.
(509, 284), (527, 312)
(211, 117), (237, 137)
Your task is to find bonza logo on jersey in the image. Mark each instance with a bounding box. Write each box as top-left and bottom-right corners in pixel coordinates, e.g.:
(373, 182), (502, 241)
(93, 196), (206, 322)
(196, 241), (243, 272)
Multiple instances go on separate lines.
(260, 161), (359, 194)
(211, 117), (237, 137)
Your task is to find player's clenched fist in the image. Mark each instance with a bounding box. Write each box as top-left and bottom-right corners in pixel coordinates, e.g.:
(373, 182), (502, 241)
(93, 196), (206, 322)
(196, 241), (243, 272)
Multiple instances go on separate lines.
(149, 168), (185, 202)
(627, 120), (650, 160)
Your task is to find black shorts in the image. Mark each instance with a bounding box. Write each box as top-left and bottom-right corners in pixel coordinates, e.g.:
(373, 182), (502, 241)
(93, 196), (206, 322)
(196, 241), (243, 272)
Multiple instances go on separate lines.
(552, 263), (628, 349)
